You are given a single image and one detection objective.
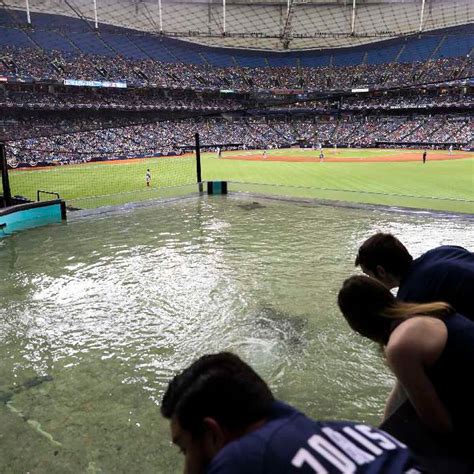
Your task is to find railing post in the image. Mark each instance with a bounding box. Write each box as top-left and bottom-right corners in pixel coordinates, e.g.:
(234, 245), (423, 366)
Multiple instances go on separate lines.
(1, 142), (12, 207)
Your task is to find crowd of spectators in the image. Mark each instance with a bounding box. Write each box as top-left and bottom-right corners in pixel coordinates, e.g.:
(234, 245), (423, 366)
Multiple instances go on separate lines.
(339, 91), (473, 110)
(269, 91), (472, 112)
(2, 86), (470, 116)
(1, 45), (471, 93)
(5, 114), (471, 166)
(422, 117), (470, 143)
(0, 114), (152, 141)
(0, 89), (243, 112)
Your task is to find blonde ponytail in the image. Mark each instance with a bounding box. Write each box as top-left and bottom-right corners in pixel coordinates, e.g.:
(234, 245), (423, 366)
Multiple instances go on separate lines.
(382, 301), (453, 320)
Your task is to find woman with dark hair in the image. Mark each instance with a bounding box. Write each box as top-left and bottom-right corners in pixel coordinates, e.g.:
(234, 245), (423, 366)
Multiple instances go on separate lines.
(338, 275), (474, 438)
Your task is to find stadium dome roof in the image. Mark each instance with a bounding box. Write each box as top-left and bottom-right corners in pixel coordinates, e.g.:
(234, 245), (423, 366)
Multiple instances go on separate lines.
(2, 0), (474, 50)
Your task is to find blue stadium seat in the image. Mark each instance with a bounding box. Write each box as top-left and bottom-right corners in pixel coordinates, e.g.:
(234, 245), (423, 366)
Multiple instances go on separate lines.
(0, 26), (33, 47)
(299, 54), (330, 67)
(100, 32), (148, 59)
(170, 49), (206, 64)
(28, 29), (76, 53)
(0, 8), (16, 25)
(366, 44), (401, 65)
(201, 52), (235, 67)
(66, 31), (114, 56)
(233, 54), (267, 67)
(0, 8), (28, 26)
(30, 12), (90, 31)
(333, 50), (364, 66)
(266, 55), (297, 67)
(398, 36), (440, 63)
(164, 38), (206, 65)
(127, 35), (177, 62)
(434, 34), (473, 59)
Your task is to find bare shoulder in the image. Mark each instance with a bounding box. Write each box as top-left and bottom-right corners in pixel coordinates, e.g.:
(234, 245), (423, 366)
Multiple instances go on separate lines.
(390, 316), (444, 342)
(386, 317), (447, 364)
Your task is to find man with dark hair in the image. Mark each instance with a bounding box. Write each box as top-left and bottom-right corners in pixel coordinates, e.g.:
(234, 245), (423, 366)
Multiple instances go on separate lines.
(161, 352), (418, 473)
(355, 233), (474, 320)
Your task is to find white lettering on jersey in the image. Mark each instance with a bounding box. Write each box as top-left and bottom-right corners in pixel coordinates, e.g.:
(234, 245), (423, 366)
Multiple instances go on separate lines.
(291, 448), (329, 473)
(342, 427), (383, 455)
(291, 425), (408, 472)
(308, 435), (357, 473)
(321, 427), (375, 464)
(354, 425), (406, 449)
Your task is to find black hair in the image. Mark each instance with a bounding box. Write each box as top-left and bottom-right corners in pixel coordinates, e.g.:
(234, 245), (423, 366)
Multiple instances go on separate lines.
(161, 352), (274, 436)
(355, 233), (413, 279)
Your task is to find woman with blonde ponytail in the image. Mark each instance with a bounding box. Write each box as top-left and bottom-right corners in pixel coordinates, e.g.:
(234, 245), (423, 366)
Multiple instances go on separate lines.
(338, 274), (474, 439)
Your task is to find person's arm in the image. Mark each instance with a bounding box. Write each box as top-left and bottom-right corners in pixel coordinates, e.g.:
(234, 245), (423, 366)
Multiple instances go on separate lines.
(383, 381), (407, 421)
(385, 318), (453, 434)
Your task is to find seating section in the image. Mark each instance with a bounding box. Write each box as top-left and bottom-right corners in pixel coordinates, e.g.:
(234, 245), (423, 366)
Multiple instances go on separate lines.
(201, 52), (235, 67)
(0, 45), (469, 91)
(299, 54), (331, 68)
(100, 33), (148, 59)
(128, 35), (176, 62)
(365, 43), (403, 65)
(67, 32), (114, 56)
(266, 55), (298, 67)
(233, 53), (268, 67)
(29, 11), (86, 30)
(0, 7), (472, 67)
(28, 29), (76, 53)
(434, 33), (473, 59)
(161, 37), (206, 65)
(333, 50), (365, 67)
(5, 115), (471, 168)
(0, 8), (14, 25)
(0, 26), (33, 48)
(398, 36), (442, 63)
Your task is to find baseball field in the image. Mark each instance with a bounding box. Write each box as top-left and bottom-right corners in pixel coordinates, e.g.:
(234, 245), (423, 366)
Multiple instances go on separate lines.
(7, 148), (474, 213)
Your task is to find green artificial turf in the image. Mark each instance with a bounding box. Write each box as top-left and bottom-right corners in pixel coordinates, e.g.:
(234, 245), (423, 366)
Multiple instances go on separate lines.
(8, 156), (198, 208)
(6, 150), (474, 213)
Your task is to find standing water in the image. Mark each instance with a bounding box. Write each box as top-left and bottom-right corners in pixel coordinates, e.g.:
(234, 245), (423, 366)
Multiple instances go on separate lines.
(0, 196), (472, 472)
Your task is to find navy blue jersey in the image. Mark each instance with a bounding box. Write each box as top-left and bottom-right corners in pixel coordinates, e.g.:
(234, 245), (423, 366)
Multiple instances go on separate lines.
(397, 246), (474, 320)
(428, 312), (474, 436)
(206, 401), (418, 474)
